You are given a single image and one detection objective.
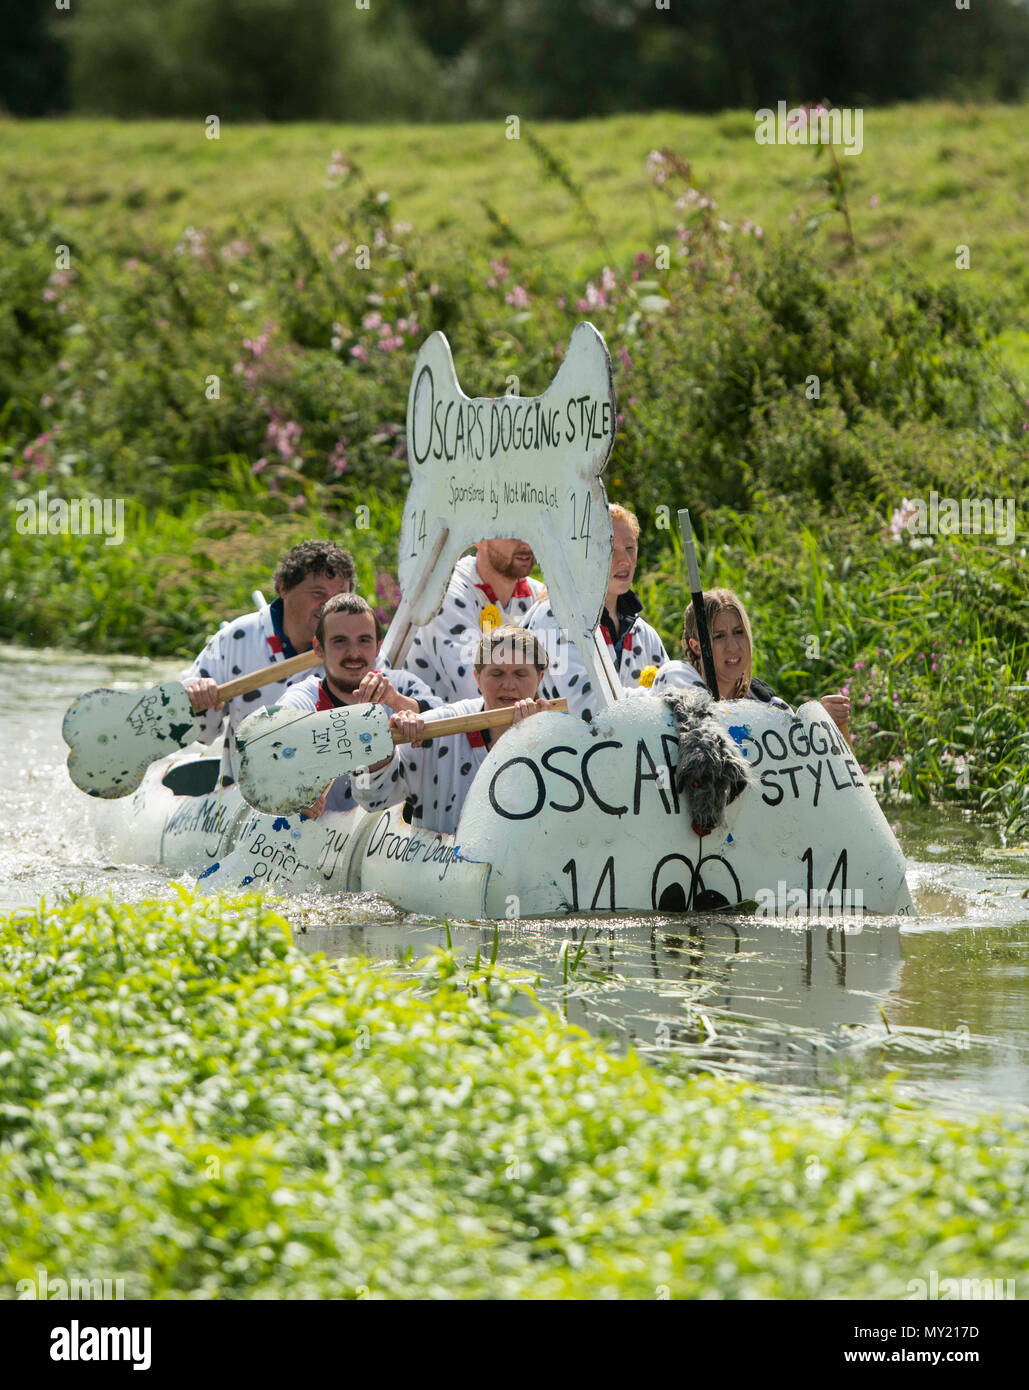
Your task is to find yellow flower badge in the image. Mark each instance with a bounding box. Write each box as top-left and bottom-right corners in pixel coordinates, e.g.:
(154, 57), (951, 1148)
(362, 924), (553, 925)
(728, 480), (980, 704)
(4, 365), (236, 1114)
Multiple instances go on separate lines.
(638, 665), (658, 689)
(480, 603), (502, 634)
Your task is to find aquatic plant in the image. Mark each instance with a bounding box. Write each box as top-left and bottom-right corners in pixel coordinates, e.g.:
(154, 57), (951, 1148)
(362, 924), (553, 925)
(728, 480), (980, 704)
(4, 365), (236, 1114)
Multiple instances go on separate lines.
(1, 892), (1026, 1298)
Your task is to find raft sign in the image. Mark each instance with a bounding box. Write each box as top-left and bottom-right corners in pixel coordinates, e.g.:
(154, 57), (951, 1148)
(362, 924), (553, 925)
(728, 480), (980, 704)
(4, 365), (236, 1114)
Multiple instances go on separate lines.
(380, 323), (621, 708)
(455, 699), (914, 918)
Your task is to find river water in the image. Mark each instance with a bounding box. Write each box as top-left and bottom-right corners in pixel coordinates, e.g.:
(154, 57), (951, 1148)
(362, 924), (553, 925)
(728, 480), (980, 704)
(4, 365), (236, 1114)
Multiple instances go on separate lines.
(3, 645), (1027, 1115)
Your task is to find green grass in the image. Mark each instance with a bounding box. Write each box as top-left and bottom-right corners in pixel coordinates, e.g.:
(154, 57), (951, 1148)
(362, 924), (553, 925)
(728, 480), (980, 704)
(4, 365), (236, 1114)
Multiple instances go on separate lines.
(1, 892), (1026, 1298)
(2, 105), (1028, 334)
(0, 490), (406, 655)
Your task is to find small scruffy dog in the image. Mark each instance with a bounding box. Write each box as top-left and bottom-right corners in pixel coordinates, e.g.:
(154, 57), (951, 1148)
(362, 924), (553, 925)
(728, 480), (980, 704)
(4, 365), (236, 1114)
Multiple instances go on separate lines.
(663, 689), (752, 835)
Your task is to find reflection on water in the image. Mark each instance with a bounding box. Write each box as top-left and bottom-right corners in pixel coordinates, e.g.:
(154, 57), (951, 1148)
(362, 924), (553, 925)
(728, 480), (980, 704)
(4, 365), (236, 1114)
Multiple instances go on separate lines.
(3, 644), (1028, 1115)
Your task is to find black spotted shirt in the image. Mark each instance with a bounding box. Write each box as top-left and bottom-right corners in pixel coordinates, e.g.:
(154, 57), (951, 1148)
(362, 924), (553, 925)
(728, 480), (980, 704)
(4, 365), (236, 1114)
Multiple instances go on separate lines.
(350, 697), (491, 836)
(400, 554), (545, 704)
(179, 598), (322, 786)
(524, 589), (669, 723)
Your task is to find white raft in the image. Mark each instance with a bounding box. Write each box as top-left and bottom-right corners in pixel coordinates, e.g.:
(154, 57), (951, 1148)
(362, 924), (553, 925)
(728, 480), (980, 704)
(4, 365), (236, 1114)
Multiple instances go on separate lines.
(92, 755), (371, 895)
(89, 321), (914, 919)
(91, 688), (913, 919)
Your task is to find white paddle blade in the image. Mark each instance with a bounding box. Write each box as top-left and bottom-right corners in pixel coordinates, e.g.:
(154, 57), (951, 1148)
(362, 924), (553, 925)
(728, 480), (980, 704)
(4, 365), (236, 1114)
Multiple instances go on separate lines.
(235, 702), (395, 814)
(63, 682), (202, 798)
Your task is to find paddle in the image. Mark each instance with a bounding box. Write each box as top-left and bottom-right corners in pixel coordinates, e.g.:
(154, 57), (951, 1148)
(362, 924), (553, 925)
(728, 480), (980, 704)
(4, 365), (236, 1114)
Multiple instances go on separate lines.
(236, 698), (570, 815)
(677, 508), (719, 700)
(63, 649), (320, 799)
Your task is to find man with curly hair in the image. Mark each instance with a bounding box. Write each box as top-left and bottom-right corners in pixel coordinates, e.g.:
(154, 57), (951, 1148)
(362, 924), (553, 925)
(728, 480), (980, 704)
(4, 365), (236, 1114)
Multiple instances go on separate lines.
(181, 539), (355, 786)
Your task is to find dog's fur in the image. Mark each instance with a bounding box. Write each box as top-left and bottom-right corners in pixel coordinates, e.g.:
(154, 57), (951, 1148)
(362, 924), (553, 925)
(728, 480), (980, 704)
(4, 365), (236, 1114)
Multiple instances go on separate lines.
(662, 689), (752, 833)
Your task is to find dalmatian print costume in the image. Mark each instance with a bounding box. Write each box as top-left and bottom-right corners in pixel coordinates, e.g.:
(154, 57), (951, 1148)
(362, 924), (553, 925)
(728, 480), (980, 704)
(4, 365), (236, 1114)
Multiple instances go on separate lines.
(350, 697), (494, 836)
(649, 660), (792, 710)
(179, 597), (322, 786)
(524, 589), (669, 723)
(400, 554), (545, 704)
(277, 666), (440, 814)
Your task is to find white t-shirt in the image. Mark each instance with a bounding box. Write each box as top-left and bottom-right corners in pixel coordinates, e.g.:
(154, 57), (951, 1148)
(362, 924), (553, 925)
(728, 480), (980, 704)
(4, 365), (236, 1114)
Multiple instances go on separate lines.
(524, 593), (669, 722)
(350, 697), (492, 836)
(400, 554), (545, 704)
(276, 665), (441, 813)
(179, 599), (322, 785)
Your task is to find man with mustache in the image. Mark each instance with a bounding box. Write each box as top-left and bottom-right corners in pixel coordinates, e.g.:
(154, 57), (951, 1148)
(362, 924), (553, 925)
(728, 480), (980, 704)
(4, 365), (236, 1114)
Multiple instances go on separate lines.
(400, 537), (545, 703)
(180, 539), (355, 786)
(276, 593), (440, 816)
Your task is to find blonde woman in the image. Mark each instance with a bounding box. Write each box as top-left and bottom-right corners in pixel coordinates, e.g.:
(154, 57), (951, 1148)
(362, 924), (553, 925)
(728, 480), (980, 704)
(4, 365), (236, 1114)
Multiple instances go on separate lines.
(654, 588), (851, 737)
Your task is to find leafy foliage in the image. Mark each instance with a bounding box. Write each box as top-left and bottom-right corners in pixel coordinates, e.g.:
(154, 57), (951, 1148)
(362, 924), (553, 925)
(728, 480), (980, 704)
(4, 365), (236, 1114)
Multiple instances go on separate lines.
(1, 893), (1026, 1298)
(11, 0), (1029, 118)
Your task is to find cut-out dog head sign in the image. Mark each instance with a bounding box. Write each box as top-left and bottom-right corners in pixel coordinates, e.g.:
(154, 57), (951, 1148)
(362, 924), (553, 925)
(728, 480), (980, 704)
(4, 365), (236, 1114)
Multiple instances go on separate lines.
(380, 323), (618, 703)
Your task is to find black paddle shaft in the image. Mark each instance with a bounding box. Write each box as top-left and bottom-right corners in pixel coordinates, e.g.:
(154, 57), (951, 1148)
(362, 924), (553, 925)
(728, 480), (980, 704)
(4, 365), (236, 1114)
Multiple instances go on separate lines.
(677, 509), (719, 700)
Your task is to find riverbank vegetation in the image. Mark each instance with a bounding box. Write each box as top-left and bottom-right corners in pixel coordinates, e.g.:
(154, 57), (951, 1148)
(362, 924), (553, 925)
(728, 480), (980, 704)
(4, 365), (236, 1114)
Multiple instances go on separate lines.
(1, 893), (1026, 1298)
(1, 110), (1026, 833)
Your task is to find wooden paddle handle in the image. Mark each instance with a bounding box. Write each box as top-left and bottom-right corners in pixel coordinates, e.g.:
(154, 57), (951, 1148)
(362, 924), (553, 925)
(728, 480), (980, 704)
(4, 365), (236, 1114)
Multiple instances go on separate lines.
(215, 649), (320, 702)
(391, 698), (568, 744)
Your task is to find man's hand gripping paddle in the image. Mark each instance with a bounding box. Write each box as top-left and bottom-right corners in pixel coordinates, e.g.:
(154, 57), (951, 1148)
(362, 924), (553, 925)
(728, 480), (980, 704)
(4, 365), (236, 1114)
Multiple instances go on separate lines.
(63, 650), (320, 798)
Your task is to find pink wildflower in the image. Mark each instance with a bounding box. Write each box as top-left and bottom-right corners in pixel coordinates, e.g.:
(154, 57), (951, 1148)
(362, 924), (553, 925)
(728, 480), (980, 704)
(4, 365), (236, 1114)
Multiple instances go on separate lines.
(889, 497), (920, 541)
(505, 285), (531, 308)
(578, 281), (608, 312)
(486, 259), (510, 290)
(264, 415), (302, 462)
